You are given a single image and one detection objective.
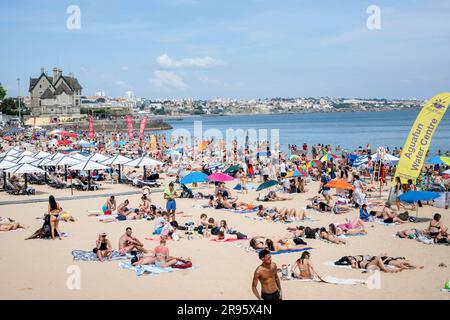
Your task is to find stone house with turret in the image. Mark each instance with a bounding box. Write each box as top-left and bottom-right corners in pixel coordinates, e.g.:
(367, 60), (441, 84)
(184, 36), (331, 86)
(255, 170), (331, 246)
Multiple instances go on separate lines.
(29, 67), (82, 116)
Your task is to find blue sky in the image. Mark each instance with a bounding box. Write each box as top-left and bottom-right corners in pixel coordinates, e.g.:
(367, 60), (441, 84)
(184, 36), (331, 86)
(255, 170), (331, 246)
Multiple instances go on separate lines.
(1, 0), (449, 100)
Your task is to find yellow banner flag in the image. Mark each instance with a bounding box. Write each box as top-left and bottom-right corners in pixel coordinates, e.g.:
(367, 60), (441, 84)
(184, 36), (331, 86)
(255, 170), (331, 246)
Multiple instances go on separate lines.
(394, 92), (450, 184)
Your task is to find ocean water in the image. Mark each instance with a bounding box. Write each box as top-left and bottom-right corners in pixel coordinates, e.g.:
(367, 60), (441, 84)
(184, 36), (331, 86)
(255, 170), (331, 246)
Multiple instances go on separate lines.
(164, 110), (450, 155)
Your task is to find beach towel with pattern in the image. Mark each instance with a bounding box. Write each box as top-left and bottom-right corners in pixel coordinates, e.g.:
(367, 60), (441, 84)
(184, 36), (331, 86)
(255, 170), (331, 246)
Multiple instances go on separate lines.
(72, 250), (131, 261)
(118, 262), (195, 276)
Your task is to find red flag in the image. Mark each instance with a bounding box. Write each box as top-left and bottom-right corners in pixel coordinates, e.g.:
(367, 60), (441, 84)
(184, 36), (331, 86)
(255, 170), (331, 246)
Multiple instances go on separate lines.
(126, 115), (134, 140)
(139, 116), (147, 140)
(88, 115), (94, 139)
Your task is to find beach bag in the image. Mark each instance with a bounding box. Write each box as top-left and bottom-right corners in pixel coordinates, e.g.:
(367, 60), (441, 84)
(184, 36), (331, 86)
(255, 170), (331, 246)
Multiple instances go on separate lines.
(305, 227), (316, 239)
(398, 212), (409, 221)
(293, 237), (307, 245)
(172, 261), (192, 269)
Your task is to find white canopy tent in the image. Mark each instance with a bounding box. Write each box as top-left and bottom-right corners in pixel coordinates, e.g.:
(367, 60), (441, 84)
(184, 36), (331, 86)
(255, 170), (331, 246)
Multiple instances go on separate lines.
(124, 156), (164, 181)
(101, 155), (132, 183)
(33, 151), (52, 159)
(0, 160), (19, 189)
(16, 155), (40, 164)
(84, 153), (110, 163)
(5, 163), (46, 189)
(69, 160), (111, 190)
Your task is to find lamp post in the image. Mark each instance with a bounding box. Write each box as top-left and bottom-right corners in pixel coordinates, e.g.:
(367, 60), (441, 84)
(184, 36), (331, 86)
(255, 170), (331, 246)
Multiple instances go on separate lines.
(16, 78), (21, 127)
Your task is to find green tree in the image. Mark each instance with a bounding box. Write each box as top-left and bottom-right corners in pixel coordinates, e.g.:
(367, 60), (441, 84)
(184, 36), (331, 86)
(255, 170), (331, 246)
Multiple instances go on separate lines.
(0, 83), (6, 101)
(0, 98), (27, 115)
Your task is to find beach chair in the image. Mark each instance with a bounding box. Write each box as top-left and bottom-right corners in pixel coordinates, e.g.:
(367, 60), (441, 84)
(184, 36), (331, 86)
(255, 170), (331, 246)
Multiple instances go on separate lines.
(47, 176), (65, 189)
(5, 181), (21, 195)
(73, 178), (88, 191)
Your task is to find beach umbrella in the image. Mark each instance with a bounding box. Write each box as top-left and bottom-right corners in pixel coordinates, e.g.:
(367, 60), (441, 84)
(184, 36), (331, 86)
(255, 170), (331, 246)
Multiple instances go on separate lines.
(181, 172), (208, 184)
(427, 156), (444, 165)
(441, 156), (450, 166)
(74, 139), (90, 145)
(49, 129), (61, 135)
(33, 151), (51, 159)
(286, 170), (305, 178)
(352, 155), (368, 167)
(69, 160), (110, 191)
(325, 179), (355, 190)
(101, 155), (132, 183)
(5, 163), (46, 189)
(2, 155), (18, 162)
(16, 155), (39, 164)
(16, 150), (35, 157)
(124, 156), (164, 181)
(443, 169), (450, 175)
(307, 160), (322, 168)
(233, 184), (242, 190)
(167, 149), (181, 156)
(71, 153), (87, 161)
(290, 154), (300, 161)
(85, 153), (110, 163)
(398, 191), (440, 219)
(320, 153), (337, 162)
(46, 156), (82, 181)
(58, 140), (72, 146)
(223, 165), (241, 174)
(256, 179), (279, 192)
(207, 173), (234, 182)
(2, 136), (13, 141)
(373, 153), (400, 163)
(0, 149), (21, 158)
(0, 160), (18, 189)
(48, 153), (65, 160)
(208, 163), (225, 170)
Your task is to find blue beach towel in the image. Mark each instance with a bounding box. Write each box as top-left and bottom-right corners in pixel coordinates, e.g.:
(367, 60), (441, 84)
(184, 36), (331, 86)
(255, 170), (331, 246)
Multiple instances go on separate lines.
(256, 248), (313, 256)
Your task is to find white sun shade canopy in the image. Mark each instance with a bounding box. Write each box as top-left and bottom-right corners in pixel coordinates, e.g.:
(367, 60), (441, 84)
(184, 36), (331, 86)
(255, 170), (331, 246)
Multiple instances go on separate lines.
(5, 163), (46, 174)
(102, 155), (132, 165)
(68, 160), (111, 171)
(0, 160), (18, 170)
(124, 156), (164, 167)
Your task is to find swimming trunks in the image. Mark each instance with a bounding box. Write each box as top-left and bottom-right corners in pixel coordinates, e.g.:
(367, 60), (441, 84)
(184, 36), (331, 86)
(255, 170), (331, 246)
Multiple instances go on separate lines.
(166, 199), (176, 211)
(116, 215), (127, 221)
(261, 290), (281, 301)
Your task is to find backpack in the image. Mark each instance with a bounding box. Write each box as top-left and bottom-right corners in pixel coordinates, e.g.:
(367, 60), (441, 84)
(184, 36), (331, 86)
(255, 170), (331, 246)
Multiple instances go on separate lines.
(398, 212), (409, 221)
(172, 261), (192, 269)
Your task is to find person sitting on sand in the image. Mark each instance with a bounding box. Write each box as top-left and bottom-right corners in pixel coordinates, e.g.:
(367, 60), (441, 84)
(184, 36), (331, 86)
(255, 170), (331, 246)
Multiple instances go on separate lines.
(196, 214), (216, 235)
(102, 196), (116, 215)
(133, 236), (191, 267)
(119, 227), (147, 254)
(319, 226), (346, 245)
(138, 195), (151, 215)
(425, 213), (449, 243)
(291, 251), (323, 281)
(153, 212), (169, 235)
(380, 202), (407, 224)
(95, 232), (112, 262)
(117, 199), (131, 216)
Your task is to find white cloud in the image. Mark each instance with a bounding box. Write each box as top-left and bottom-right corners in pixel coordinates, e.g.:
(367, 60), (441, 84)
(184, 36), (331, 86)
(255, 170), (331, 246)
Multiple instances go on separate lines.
(156, 54), (221, 68)
(150, 70), (188, 90)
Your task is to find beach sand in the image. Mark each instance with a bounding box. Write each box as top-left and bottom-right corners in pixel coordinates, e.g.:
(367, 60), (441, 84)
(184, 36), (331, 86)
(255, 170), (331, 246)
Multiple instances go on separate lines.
(0, 177), (449, 300)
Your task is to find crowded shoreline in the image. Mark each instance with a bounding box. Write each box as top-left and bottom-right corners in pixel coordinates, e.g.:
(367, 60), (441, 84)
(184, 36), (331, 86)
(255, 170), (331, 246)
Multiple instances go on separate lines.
(0, 124), (449, 300)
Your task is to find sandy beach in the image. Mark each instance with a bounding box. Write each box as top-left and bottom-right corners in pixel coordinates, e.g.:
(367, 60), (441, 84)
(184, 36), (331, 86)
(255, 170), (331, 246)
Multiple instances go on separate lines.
(1, 176), (449, 300)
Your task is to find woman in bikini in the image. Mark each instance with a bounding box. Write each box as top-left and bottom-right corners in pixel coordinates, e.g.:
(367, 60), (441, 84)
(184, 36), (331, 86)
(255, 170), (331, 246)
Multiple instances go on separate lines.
(265, 238), (311, 253)
(96, 233), (112, 262)
(48, 195), (62, 240)
(291, 251), (323, 280)
(319, 226), (346, 245)
(426, 213), (448, 243)
(380, 256), (424, 270)
(349, 255), (400, 273)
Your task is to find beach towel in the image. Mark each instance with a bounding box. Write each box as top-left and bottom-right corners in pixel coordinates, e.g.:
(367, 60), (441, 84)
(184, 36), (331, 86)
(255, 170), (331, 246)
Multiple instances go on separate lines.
(210, 237), (244, 242)
(284, 276), (366, 285)
(337, 233), (367, 239)
(72, 250), (131, 262)
(118, 262), (195, 276)
(256, 247), (313, 256)
(374, 219), (401, 226)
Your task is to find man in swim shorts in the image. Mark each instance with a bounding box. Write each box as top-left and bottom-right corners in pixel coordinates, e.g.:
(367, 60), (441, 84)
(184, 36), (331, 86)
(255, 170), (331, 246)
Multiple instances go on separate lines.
(252, 249), (282, 300)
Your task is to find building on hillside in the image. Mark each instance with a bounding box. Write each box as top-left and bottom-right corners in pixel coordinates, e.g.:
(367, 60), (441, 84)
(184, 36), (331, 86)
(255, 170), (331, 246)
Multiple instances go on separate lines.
(29, 67), (82, 116)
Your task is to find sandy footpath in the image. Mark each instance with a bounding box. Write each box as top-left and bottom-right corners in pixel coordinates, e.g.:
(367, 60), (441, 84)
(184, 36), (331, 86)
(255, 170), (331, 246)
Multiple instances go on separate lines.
(0, 178), (449, 300)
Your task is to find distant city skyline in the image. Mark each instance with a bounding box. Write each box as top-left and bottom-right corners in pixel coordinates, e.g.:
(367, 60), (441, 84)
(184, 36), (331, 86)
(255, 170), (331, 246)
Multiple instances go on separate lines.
(1, 0), (449, 100)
